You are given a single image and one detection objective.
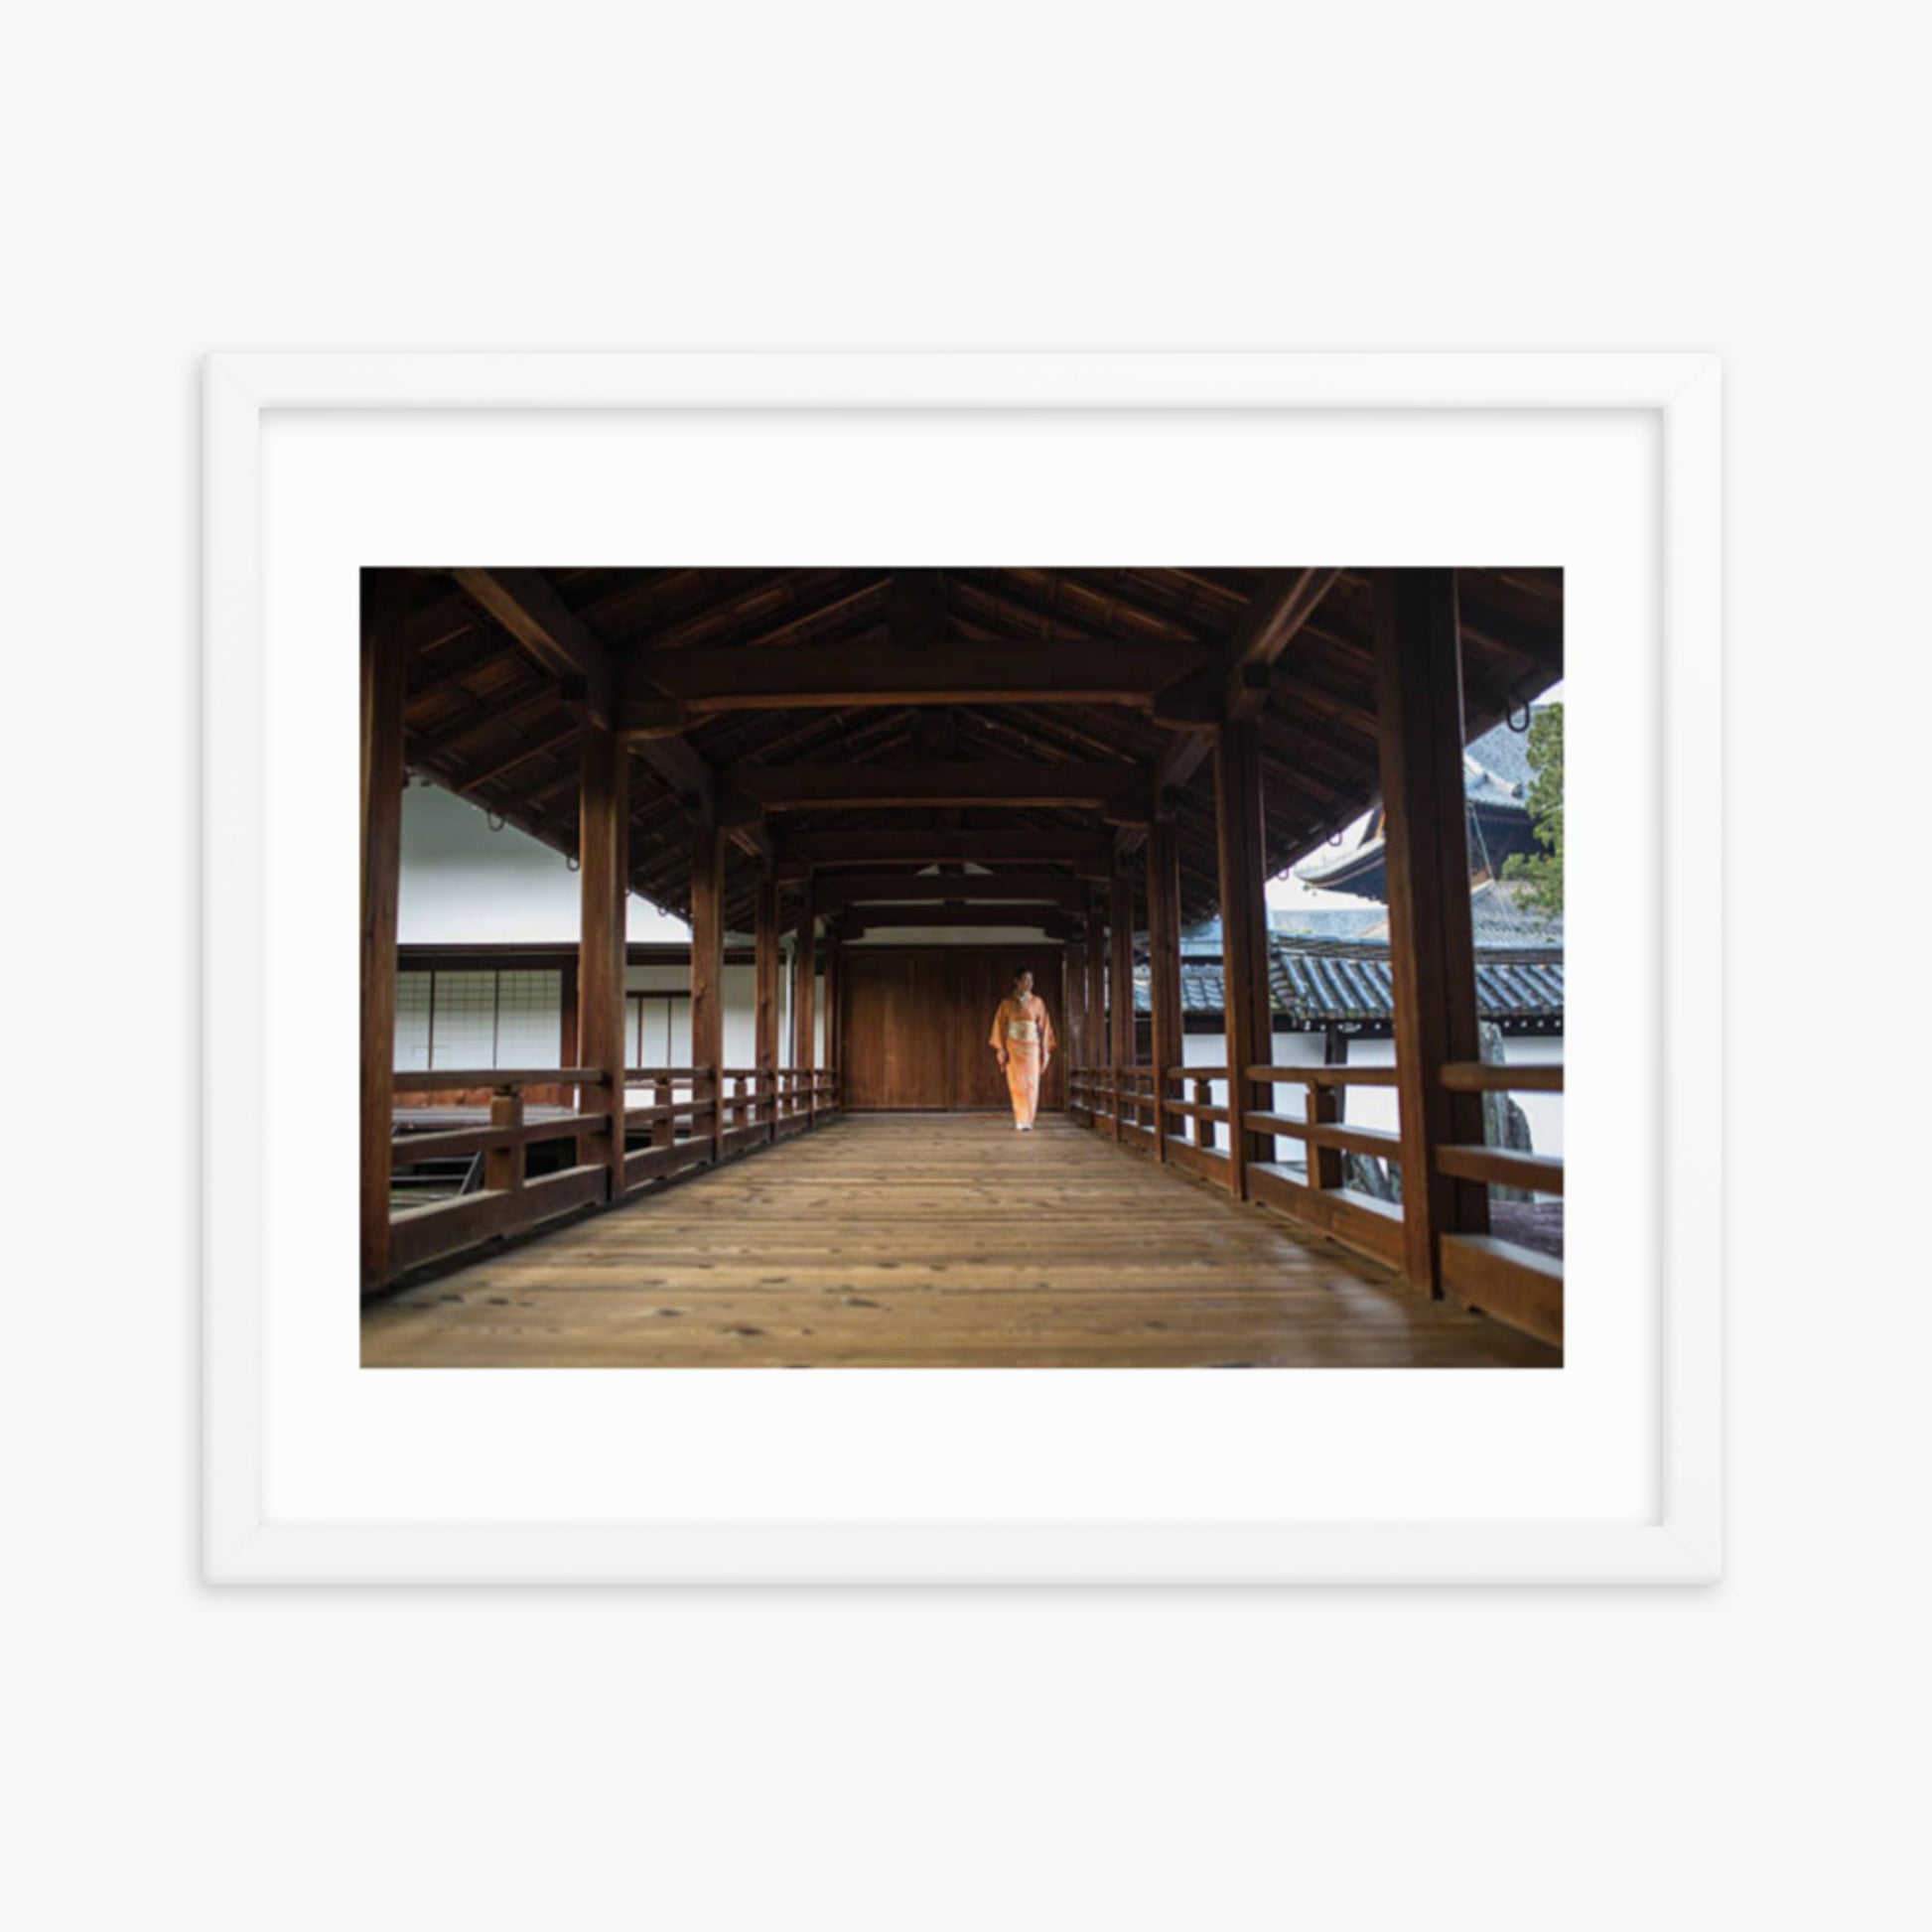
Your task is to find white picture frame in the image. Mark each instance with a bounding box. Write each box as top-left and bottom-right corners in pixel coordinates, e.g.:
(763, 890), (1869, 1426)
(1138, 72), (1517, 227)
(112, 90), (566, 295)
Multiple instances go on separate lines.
(204, 351), (1722, 1586)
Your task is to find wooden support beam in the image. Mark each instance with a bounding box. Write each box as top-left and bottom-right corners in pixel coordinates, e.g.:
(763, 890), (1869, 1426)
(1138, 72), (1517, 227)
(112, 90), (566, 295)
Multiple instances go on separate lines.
(576, 723), (629, 1199)
(755, 868), (780, 1086)
(453, 567), (615, 728)
(1085, 905), (1107, 1082)
(1376, 568), (1489, 1294)
(1064, 940), (1088, 1071)
(812, 873), (1088, 911)
(1109, 868), (1136, 1075)
(1146, 819), (1184, 1166)
(690, 820), (728, 1165)
(840, 904), (1077, 937)
(823, 927), (843, 1097)
(1214, 719), (1275, 1199)
(776, 829), (1117, 877)
(620, 639), (1211, 717)
(726, 759), (1154, 822)
(448, 568), (742, 859)
(1224, 568), (1345, 721)
(885, 567), (946, 652)
(631, 730), (717, 828)
(792, 878), (817, 1072)
(360, 570), (409, 1288)
(1122, 567), (1343, 854)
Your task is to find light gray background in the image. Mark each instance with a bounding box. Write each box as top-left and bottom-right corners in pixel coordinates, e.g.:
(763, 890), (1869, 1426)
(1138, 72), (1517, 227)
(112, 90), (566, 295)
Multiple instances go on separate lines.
(7, 4), (1922, 1927)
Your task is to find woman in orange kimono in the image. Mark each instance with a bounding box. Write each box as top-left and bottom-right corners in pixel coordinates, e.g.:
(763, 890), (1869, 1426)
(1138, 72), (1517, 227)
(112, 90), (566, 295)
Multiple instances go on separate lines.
(990, 967), (1056, 1131)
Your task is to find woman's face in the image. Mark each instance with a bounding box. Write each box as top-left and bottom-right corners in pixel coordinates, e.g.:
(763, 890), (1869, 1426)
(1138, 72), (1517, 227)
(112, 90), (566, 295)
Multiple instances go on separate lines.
(1014, 972), (1035, 998)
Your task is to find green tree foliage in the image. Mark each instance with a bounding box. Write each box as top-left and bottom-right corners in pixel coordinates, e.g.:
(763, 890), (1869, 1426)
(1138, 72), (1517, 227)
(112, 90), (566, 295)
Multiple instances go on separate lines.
(1502, 703), (1563, 915)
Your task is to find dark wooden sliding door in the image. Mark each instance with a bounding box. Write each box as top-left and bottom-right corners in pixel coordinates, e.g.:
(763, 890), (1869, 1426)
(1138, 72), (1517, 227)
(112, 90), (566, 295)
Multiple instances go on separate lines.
(841, 947), (1066, 1112)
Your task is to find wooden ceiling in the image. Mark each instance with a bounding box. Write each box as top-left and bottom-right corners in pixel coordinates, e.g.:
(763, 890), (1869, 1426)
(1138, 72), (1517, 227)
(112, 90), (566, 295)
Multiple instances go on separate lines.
(397, 566), (1563, 932)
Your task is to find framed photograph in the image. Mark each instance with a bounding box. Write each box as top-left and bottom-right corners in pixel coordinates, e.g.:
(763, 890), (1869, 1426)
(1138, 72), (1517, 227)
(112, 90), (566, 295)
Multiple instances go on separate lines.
(204, 351), (1721, 1584)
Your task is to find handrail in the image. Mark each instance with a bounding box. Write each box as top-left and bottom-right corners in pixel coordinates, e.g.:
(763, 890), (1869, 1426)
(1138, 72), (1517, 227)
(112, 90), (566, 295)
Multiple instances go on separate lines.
(1441, 1061), (1564, 1093)
(1246, 1112), (1401, 1159)
(1245, 1064), (1399, 1087)
(1437, 1144), (1565, 1196)
(391, 1110), (609, 1164)
(393, 1067), (609, 1094)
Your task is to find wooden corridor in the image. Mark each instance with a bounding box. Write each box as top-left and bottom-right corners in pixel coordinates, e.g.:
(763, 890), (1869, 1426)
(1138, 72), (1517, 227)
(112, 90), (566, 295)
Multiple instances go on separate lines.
(361, 1115), (1558, 1368)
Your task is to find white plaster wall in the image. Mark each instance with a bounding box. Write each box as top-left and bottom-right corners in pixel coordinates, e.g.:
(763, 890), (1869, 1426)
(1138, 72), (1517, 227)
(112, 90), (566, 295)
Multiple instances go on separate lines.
(397, 781), (692, 945)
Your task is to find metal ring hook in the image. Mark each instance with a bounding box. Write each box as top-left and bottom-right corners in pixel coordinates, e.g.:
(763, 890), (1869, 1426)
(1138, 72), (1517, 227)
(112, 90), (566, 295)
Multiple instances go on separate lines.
(485, 809), (506, 831)
(1505, 700), (1534, 734)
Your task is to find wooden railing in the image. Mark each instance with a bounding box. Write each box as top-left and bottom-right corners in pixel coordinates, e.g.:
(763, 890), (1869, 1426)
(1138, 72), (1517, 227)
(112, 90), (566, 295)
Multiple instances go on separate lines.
(388, 1068), (615, 1276)
(1068, 1056), (1564, 1345)
(1241, 1065), (1407, 1268)
(1432, 1061), (1563, 1346)
(385, 1063), (841, 1282)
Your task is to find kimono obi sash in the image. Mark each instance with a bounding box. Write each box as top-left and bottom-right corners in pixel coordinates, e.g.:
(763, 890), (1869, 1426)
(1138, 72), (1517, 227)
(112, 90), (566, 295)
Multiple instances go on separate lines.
(1005, 1018), (1040, 1042)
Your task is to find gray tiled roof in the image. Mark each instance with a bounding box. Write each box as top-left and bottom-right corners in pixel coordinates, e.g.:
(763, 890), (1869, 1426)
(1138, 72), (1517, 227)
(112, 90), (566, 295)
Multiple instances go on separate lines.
(1135, 934), (1564, 1024)
(1464, 718), (1537, 795)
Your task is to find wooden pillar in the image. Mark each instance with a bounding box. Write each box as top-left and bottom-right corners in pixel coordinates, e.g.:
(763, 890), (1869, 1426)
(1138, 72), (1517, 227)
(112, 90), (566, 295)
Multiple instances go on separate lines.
(792, 880), (818, 1073)
(1377, 568), (1488, 1293)
(1109, 869), (1134, 1140)
(577, 724), (629, 1199)
(1083, 902), (1108, 1133)
(1146, 819), (1184, 1165)
(1109, 867), (1135, 1068)
(359, 570), (408, 1289)
(690, 820), (727, 1165)
(1064, 943), (1086, 1077)
(822, 926), (842, 1109)
(755, 868), (779, 1135)
(1084, 905), (1106, 1071)
(1214, 718), (1274, 1199)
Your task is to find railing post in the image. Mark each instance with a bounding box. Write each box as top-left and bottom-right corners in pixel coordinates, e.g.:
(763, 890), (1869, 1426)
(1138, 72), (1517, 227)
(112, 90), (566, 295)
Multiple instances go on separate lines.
(484, 1087), (526, 1194)
(1307, 1082), (1342, 1192)
(1195, 1077), (1216, 1152)
(652, 1075), (673, 1149)
(709, 1065), (725, 1166)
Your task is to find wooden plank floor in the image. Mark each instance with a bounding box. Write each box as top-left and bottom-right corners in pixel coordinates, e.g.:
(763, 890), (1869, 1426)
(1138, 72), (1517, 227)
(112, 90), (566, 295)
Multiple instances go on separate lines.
(361, 1115), (1560, 1368)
